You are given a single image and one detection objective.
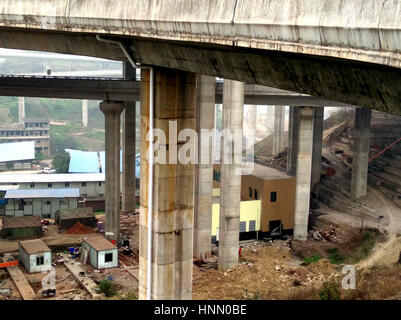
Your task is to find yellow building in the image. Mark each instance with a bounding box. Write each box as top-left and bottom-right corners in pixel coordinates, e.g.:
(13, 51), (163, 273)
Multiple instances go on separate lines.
(213, 162), (296, 239)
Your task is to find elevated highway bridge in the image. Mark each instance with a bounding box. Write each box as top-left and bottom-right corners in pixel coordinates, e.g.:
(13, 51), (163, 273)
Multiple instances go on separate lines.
(0, 0), (400, 300)
(0, 0), (399, 114)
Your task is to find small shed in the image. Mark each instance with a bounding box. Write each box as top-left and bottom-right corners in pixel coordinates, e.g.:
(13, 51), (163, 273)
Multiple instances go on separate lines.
(1, 216), (43, 239)
(18, 239), (51, 273)
(55, 207), (96, 230)
(82, 235), (118, 270)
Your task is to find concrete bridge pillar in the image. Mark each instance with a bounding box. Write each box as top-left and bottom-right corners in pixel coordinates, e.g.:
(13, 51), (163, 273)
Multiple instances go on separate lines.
(218, 79), (244, 270)
(139, 68), (196, 300)
(293, 107), (314, 241)
(122, 62), (137, 213)
(273, 105), (285, 156)
(351, 108), (372, 200)
(100, 101), (124, 241)
(18, 97), (25, 124)
(311, 107), (324, 188)
(194, 75), (215, 259)
(82, 100), (88, 127)
(287, 106), (300, 175)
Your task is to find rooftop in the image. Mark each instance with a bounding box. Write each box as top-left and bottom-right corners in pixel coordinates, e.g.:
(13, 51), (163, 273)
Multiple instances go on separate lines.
(241, 163), (292, 180)
(0, 141), (35, 162)
(83, 235), (117, 251)
(0, 173), (105, 184)
(2, 216), (42, 229)
(4, 188), (80, 199)
(56, 207), (94, 220)
(19, 239), (50, 255)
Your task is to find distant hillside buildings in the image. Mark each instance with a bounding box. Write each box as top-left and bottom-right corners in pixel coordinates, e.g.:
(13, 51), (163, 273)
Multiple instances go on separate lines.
(0, 118), (50, 156)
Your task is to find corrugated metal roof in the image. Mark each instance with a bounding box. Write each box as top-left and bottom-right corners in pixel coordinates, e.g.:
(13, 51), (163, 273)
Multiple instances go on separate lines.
(0, 141), (35, 162)
(0, 185), (19, 191)
(0, 173), (105, 184)
(66, 149), (100, 173)
(56, 207), (94, 220)
(19, 239), (51, 255)
(83, 235), (117, 251)
(4, 188), (80, 199)
(2, 216), (42, 229)
(68, 149), (140, 178)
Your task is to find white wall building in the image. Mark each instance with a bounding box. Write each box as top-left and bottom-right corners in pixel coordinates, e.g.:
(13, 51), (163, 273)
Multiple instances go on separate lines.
(3, 188), (79, 219)
(0, 173), (106, 199)
(18, 239), (52, 273)
(82, 235), (118, 270)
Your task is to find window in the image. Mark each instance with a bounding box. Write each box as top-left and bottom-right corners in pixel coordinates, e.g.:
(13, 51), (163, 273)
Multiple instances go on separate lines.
(48, 183), (52, 188)
(30, 183), (35, 188)
(82, 182), (87, 187)
(270, 192), (277, 202)
(254, 189), (259, 200)
(36, 256), (44, 266)
(65, 182), (70, 187)
(46, 201), (51, 205)
(105, 253), (113, 263)
(98, 182), (102, 187)
(249, 187), (253, 198)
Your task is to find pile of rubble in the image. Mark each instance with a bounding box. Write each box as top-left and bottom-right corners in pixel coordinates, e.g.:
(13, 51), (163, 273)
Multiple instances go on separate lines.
(119, 211), (139, 235)
(310, 224), (338, 243)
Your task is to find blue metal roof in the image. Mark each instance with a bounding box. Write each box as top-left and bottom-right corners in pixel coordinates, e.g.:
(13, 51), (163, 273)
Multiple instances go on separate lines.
(66, 149), (100, 173)
(67, 149), (140, 178)
(4, 188), (80, 199)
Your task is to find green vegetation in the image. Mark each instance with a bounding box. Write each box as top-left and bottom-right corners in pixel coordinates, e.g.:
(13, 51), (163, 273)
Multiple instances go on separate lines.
(98, 279), (118, 297)
(52, 151), (70, 173)
(319, 281), (341, 300)
(119, 292), (138, 300)
(302, 254), (322, 266)
(240, 288), (261, 300)
(326, 248), (345, 265)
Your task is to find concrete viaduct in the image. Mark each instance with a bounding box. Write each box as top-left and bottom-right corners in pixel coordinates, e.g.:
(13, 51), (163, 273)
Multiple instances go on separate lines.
(0, 0), (400, 299)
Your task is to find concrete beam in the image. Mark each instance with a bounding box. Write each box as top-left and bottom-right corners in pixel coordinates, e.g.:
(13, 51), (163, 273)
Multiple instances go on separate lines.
(194, 75), (215, 259)
(0, 76), (355, 108)
(122, 62), (137, 212)
(293, 107), (314, 241)
(311, 107), (324, 187)
(351, 108), (372, 200)
(139, 68), (196, 300)
(0, 76), (139, 101)
(287, 106), (300, 176)
(100, 101), (124, 241)
(218, 79), (244, 270)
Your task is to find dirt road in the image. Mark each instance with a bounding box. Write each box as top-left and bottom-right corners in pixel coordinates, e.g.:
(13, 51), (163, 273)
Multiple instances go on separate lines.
(357, 187), (401, 269)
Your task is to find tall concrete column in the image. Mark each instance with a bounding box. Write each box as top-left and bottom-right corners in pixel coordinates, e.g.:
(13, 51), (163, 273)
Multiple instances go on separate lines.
(122, 62), (137, 212)
(287, 106), (300, 175)
(273, 105), (285, 156)
(18, 97), (25, 124)
(311, 107), (324, 187)
(82, 100), (88, 127)
(194, 75), (215, 259)
(246, 104), (257, 159)
(351, 108), (372, 200)
(139, 68), (196, 300)
(100, 101), (124, 241)
(293, 107), (314, 241)
(218, 80), (244, 270)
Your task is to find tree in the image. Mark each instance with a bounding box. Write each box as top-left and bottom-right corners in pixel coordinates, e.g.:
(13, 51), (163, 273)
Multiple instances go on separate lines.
(52, 151), (70, 173)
